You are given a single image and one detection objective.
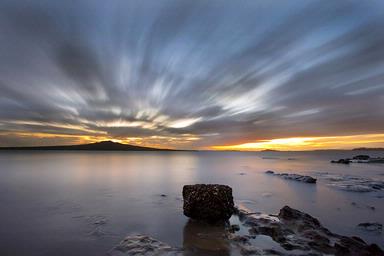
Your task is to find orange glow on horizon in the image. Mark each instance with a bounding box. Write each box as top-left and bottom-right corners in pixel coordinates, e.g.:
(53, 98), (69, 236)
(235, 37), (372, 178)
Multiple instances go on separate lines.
(1, 131), (384, 151)
(211, 134), (384, 151)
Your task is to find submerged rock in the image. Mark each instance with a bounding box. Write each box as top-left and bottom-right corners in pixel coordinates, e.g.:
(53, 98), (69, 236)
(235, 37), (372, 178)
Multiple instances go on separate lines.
(350, 202), (376, 210)
(331, 158), (351, 164)
(278, 206), (321, 227)
(332, 155), (384, 164)
(353, 155), (370, 160)
(265, 171), (317, 184)
(358, 222), (383, 233)
(109, 235), (182, 256)
(182, 184), (234, 223)
(227, 224), (240, 233)
(317, 173), (384, 192)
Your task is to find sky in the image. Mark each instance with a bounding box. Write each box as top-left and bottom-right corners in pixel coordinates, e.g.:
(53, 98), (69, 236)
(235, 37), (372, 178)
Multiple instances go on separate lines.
(0, 0), (384, 150)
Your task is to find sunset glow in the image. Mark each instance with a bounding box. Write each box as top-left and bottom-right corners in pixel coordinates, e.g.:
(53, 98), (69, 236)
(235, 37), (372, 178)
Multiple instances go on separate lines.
(212, 134), (384, 151)
(0, 1), (383, 150)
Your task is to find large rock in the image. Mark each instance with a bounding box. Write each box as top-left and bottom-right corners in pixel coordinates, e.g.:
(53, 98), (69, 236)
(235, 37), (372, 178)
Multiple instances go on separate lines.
(265, 171), (317, 184)
(109, 235), (182, 256)
(182, 184), (234, 223)
(239, 205), (384, 256)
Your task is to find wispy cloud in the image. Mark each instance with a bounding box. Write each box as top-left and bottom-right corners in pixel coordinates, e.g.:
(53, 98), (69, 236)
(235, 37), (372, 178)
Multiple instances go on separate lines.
(0, 0), (384, 149)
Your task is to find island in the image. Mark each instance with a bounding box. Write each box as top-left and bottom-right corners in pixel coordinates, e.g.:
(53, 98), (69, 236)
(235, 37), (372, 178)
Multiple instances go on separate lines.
(0, 140), (177, 151)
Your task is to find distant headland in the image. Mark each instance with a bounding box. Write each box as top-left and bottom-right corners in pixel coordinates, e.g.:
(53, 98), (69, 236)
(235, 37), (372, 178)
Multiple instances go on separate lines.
(352, 147), (384, 151)
(1, 141), (384, 152)
(0, 141), (177, 151)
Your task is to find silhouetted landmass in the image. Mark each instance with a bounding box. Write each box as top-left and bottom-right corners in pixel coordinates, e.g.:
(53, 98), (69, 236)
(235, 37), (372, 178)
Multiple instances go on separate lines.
(0, 141), (176, 151)
(261, 149), (280, 152)
(353, 147), (384, 151)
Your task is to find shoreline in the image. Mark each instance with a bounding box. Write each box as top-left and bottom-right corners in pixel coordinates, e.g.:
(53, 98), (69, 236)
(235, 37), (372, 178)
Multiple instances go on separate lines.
(109, 204), (384, 255)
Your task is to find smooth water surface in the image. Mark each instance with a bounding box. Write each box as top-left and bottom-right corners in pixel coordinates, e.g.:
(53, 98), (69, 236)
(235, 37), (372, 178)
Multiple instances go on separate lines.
(0, 151), (383, 255)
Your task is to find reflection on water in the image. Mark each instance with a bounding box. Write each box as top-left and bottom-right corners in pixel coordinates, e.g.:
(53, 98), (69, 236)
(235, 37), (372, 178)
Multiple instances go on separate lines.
(0, 150), (383, 256)
(183, 220), (230, 256)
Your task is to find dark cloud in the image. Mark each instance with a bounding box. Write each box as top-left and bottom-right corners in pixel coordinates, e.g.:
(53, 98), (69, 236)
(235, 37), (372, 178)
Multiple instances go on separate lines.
(0, 0), (384, 148)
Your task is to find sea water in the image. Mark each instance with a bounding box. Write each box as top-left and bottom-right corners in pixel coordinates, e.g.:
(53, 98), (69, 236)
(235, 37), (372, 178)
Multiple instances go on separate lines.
(0, 150), (383, 255)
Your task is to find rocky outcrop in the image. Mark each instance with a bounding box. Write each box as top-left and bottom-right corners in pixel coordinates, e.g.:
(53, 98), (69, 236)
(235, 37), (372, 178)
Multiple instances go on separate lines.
(109, 235), (182, 256)
(234, 205), (384, 256)
(331, 158), (351, 164)
(353, 155), (370, 160)
(332, 155), (384, 164)
(109, 182), (382, 256)
(265, 171), (317, 183)
(110, 206), (384, 256)
(182, 184), (234, 223)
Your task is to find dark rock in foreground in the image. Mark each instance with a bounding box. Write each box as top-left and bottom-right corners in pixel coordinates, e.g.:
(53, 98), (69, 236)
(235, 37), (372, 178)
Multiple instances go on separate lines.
(109, 184), (382, 255)
(110, 206), (384, 255)
(183, 184), (234, 223)
(235, 205), (384, 256)
(109, 234), (182, 256)
(265, 170), (317, 183)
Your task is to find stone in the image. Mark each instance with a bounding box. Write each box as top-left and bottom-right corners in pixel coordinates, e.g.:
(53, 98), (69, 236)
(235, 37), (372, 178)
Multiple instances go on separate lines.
(353, 155), (370, 160)
(265, 171), (317, 184)
(358, 222), (383, 233)
(109, 235), (182, 256)
(110, 205), (384, 256)
(239, 245), (264, 255)
(182, 184), (234, 223)
(331, 158), (351, 164)
(235, 205), (384, 256)
(227, 224), (240, 233)
(279, 206), (321, 228)
(331, 155), (384, 164)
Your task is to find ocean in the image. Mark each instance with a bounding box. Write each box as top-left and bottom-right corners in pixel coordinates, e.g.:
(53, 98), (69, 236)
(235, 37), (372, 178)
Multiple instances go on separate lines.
(0, 150), (383, 255)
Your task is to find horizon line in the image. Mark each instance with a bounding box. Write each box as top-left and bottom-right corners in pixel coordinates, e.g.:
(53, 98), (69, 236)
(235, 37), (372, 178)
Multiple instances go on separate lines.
(0, 140), (383, 152)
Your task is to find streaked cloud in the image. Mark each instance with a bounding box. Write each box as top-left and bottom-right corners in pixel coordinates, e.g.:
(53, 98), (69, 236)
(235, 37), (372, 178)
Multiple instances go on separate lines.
(167, 118), (202, 129)
(0, 0), (384, 149)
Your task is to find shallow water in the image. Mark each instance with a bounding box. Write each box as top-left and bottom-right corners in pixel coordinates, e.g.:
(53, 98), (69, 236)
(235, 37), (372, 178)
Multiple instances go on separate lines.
(0, 150), (383, 255)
